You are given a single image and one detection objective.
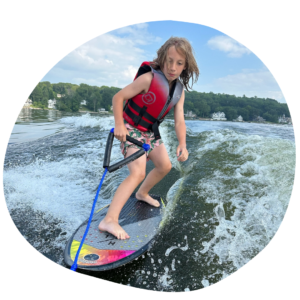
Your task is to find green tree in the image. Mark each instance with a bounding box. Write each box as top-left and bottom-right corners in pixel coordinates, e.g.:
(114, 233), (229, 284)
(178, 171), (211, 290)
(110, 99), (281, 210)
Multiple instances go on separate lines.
(52, 83), (66, 95)
(223, 107), (238, 120)
(30, 85), (43, 102)
(90, 92), (102, 112)
(77, 84), (89, 99)
(263, 112), (278, 123)
(237, 108), (249, 121)
(184, 100), (194, 113)
(48, 89), (54, 99)
(194, 100), (210, 117)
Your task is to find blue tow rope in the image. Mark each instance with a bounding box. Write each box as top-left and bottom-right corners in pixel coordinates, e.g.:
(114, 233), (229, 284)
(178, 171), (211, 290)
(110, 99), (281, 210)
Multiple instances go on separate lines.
(70, 128), (150, 272)
(71, 168), (108, 271)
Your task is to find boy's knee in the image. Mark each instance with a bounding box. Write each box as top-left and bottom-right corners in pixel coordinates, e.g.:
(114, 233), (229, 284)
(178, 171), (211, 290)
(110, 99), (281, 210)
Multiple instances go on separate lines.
(158, 161), (172, 175)
(131, 170), (146, 183)
(165, 161), (172, 173)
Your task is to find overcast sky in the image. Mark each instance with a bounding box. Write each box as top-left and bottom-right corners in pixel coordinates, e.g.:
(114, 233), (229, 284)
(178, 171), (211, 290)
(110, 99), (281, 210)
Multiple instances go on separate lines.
(42, 21), (285, 103)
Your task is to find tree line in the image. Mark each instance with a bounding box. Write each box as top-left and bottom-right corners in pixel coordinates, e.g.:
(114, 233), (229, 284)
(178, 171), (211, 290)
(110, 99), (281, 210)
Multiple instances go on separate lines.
(29, 82), (290, 123)
(29, 81), (121, 112)
(183, 91), (290, 122)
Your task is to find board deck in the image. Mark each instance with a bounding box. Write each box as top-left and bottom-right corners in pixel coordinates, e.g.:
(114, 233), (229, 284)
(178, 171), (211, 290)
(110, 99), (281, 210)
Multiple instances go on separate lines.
(64, 194), (165, 271)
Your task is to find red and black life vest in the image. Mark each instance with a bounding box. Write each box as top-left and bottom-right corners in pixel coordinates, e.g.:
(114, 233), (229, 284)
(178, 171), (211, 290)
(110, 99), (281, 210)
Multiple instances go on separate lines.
(123, 62), (184, 139)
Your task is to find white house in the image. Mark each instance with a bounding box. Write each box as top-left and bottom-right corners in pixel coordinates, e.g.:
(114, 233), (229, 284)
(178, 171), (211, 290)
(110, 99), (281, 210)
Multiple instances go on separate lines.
(24, 99), (32, 107)
(80, 100), (87, 106)
(98, 108), (107, 113)
(212, 112), (227, 121)
(278, 114), (292, 124)
(236, 115), (243, 122)
(48, 99), (56, 109)
(253, 116), (266, 123)
(184, 110), (196, 118)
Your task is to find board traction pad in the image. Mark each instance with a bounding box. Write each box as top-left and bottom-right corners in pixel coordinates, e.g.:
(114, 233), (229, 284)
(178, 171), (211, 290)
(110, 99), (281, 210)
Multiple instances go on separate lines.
(64, 194), (164, 271)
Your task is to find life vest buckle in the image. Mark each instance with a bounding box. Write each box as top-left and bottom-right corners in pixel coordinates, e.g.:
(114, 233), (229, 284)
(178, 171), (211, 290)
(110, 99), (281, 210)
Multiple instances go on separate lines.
(132, 114), (142, 126)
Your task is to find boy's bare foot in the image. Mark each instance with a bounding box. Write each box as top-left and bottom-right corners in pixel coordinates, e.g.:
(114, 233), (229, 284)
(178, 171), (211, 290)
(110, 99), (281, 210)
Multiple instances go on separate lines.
(135, 192), (160, 207)
(99, 218), (130, 240)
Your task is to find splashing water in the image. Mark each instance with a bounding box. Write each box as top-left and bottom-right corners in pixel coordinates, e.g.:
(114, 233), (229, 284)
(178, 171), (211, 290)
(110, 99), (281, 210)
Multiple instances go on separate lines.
(3, 113), (295, 291)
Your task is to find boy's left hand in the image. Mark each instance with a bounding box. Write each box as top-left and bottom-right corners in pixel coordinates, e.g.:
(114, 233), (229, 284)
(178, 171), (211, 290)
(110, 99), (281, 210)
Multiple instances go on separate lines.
(176, 145), (189, 162)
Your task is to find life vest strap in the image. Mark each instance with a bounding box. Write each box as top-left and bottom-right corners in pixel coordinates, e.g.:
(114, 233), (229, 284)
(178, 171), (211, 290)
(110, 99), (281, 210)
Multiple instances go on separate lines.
(152, 121), (161, 140)
(124, 105), (153, 129)
(128, 100), (157, 124)
(124, 105), (161, 140)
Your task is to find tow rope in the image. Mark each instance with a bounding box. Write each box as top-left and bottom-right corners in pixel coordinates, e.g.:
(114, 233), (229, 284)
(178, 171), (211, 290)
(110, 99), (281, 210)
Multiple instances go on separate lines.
(71, 128), (150, 271)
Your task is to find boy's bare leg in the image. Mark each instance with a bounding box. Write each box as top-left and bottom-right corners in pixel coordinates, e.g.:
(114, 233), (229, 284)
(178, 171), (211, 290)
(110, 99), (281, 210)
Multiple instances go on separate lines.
(99, 147), (146, 239)
(136, 143), (171, 207)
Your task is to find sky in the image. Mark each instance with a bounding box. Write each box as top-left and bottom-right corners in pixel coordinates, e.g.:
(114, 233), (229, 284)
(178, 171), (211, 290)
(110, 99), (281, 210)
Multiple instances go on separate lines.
(42, 21), (285, 103)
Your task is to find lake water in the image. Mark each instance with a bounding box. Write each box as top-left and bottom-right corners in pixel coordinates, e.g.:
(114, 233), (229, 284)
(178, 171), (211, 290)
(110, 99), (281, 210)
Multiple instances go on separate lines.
(3, 108), (295, 291)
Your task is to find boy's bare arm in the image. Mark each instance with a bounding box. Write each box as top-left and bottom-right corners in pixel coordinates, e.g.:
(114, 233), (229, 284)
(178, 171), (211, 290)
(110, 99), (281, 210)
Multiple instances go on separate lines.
(112, 72), (152, 141)
(174, 89), (186, 146)
(174, 90), (188, 161)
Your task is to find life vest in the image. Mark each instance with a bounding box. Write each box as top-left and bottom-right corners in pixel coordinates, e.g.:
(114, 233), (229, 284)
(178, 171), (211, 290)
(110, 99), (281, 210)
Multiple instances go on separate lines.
(123, 62), (184, 139)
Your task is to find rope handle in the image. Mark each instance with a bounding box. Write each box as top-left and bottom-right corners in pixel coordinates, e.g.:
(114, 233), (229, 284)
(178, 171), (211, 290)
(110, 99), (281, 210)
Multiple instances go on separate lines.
(103, 128), (150, 172)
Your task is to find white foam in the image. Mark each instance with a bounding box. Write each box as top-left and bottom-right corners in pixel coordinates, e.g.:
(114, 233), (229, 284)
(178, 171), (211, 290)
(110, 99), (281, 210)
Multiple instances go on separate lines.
(3, 134), (127, 237)
(158, 266), (173, 288)
(192, 130), (295, 270)
(165, 236), (188, 256)
(171, 259), (176, 271)
(60, 113), (114, 130)
(201, 279), (210, 287)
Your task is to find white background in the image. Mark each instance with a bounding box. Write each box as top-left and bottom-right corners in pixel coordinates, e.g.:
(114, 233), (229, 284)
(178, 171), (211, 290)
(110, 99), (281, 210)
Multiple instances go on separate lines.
(1, 0), (299, 299)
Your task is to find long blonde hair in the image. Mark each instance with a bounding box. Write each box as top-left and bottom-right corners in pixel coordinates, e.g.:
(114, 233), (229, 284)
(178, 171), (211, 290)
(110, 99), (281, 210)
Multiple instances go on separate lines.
(151, 37), (199, 91)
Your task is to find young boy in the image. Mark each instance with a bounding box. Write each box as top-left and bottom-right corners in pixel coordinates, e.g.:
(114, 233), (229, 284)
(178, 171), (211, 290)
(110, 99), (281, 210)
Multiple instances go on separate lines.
(99, 37), (199, 239)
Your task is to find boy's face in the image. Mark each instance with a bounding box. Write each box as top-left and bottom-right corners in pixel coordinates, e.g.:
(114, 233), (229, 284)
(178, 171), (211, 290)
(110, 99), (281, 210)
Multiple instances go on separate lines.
(162, 45), (186, 84)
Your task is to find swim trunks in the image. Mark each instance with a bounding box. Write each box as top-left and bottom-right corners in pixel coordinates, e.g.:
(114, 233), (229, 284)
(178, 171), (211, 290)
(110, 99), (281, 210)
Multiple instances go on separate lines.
(120, 121), (163, 160)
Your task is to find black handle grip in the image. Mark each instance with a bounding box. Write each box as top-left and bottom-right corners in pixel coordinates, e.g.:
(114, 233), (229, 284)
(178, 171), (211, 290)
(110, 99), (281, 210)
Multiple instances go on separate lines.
(107, 149), (145, 172)
(103, 128), (148, 172)
(126, 135), (144, 148)
(103, 131), (114, 168)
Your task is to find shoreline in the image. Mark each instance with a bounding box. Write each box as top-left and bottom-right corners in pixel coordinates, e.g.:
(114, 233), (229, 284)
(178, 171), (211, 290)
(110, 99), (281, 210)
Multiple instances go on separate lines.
(21, 107), (292, 126)
(22, 106), (113, 115)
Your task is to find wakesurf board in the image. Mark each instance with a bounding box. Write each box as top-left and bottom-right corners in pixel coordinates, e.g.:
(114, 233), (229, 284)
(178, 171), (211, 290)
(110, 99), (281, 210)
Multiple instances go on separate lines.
(64, 193), (165, 271)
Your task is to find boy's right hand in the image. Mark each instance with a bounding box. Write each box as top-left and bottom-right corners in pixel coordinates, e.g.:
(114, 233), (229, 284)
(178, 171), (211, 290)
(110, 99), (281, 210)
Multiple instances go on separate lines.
(114, 124), (129, 142)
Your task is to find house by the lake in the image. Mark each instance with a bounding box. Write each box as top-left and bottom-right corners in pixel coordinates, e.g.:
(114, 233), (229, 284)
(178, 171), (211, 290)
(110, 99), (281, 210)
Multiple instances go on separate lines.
(253, 116), (266, 123)
(278, 114), (292, 125)
(98, 108), (107, 113)
(233, 115), (243, 122)
(48, 99), (56, 109)
(212, 112), (227, 121)
(185, 110), (196, 118)
(24, 99), (32, 107)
